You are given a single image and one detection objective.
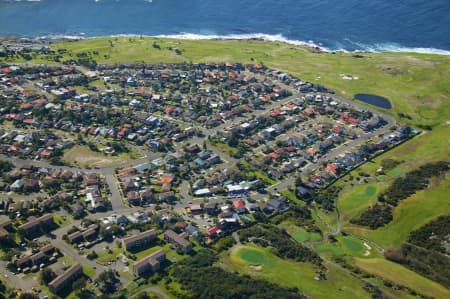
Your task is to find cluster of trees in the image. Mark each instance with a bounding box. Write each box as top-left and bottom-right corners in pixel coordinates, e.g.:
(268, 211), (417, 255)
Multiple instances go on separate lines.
(350, 204), (393, 229)
(239, 224), (321, 264)
(99, 224), (124, 241)
(302, 185), (341, 211)
(385, 243), (450, 288)
(352, 161), (448, 229)
(171, 249), (305, 299)
(214, 235), (236, 252)
(408, 215), (449, 254)
(96, 269), (120, 294)
(270, 205), (312, 227)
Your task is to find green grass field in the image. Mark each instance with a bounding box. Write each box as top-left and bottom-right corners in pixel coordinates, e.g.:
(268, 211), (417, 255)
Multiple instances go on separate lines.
(224, 245), (372, 299)
(95, 246), (123, 265)
(62, 145), (143, 167)
(355, 258), (450, 299)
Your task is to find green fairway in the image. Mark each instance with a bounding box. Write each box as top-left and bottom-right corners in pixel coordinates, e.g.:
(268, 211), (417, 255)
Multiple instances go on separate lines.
(338, 183), (381, 224)
(355, 258), (450, 299)
(292, 230), (310, 242)
(387, 168), (403, 177)
(279, 222), (323, 243)
(339, 237), (367, 256)
(315, 244), (345, 256)
(347, 175), (450, 248)
(226, 245), (372, 299)
(291, 229), (322, 243)
(338, 125), (450, 250)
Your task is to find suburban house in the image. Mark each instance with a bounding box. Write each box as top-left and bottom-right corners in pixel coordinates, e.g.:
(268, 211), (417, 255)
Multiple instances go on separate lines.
(0, 221), (12, 239)
(132, 249), (166, 277)
(67, 231), (83, 244)
(122, 229), (157, 251)
(164, 229), (192, 253)
(48, 263), (83, 293)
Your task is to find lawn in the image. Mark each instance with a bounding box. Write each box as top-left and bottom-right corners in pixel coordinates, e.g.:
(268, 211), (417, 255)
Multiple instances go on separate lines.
(53, 214), (70, 227)
(133, 245), (164, 260)
(95, 246), (123, 265)
(224, 245), (373, 299)
(62, 145), (143, 168)
(82, 265), (96, 278)
(355, 258), (450, 299)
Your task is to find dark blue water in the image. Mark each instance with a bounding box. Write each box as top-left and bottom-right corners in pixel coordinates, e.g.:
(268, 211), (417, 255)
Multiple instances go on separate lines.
(355, 94), (392, 109)
(1, 0), (449, 54)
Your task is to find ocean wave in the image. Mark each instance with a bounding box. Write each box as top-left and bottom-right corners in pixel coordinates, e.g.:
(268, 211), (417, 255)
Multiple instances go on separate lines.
(32, 32), (450, 55)
(354, 43), (450, 55)
(153, 32), (329, 50)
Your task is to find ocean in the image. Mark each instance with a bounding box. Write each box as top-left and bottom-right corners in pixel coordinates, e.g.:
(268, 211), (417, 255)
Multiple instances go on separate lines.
(0, 0), (449, 54)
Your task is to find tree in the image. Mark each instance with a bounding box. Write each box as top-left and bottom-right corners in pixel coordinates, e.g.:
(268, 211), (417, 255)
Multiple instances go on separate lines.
(75, 289), (95, 299)
(40, 267), (56, 285)
(136, 292), (150, 299)
(72, 277), (86, 290)
(18, 293), (39, 299)
(96, 270), (119, 294)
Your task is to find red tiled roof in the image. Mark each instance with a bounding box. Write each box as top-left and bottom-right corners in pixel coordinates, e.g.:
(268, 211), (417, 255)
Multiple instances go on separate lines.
(270, 109), (282, 117)
(233, 200), (245, 209)
(207, 226), (220, 236)
(269, 152), (280, 159)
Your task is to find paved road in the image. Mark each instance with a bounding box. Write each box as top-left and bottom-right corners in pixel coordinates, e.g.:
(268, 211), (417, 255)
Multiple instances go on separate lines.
(105, 174), (125, 211)
(0, 260), (36, 292)
(130, 286), (170, 299)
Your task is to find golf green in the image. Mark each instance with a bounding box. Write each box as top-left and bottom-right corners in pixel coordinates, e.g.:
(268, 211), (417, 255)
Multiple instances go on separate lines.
(239, 248), (274, 268)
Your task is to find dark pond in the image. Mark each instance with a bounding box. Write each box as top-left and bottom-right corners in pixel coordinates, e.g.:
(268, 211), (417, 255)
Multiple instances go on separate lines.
(354, 94), (392, 109)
